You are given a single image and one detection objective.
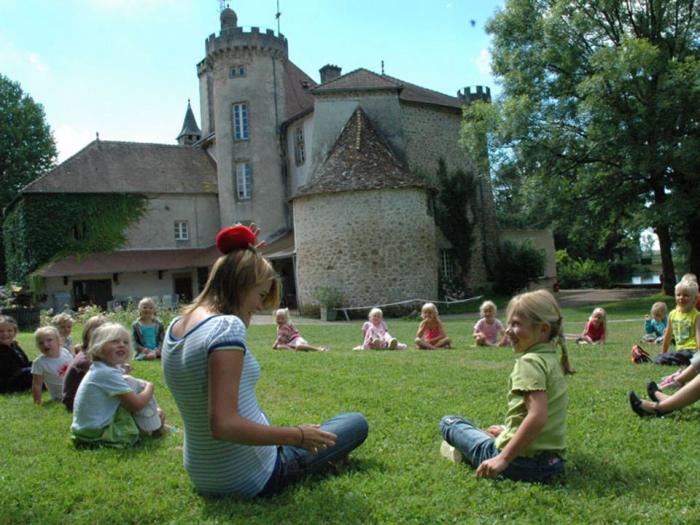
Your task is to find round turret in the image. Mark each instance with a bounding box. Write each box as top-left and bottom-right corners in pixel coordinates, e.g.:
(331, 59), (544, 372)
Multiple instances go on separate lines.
(220, 8), (238, 33)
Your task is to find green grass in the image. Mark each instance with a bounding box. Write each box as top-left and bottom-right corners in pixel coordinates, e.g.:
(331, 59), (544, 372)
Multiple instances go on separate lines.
(2, 292), (699, 523)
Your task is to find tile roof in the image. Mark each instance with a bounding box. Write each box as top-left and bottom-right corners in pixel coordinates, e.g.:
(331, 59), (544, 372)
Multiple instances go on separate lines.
(292, 107), (431, 198)
(39, 246), (220, 277)
(283, 59), (317, 122)
(311, 68), (463, 110)
(23, 140), (218, 195)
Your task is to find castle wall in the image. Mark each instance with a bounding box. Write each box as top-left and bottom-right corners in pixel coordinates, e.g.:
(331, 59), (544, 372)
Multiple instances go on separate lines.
(285, 113), (315, 195)
(310, 92), (406, 173)
(122, 194), (219, 249)
(204, 27), (290, 241)
(400, 102), (499, 285)
(293, 188), (438, 309)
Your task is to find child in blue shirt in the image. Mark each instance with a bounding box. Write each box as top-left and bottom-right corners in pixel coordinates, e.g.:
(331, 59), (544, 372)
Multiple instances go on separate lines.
(641, 301), (668, 344)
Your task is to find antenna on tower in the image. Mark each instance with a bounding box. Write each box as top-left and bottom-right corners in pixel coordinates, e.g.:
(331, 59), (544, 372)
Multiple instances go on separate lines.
(275, 0), (281, 35)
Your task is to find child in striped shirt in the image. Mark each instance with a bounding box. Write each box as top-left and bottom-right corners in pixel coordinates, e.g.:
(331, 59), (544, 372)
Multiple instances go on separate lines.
(272, 308), (329, 352)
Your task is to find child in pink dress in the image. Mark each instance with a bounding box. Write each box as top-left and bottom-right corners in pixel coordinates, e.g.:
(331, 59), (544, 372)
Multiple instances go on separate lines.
(272, 308), (329, 352)
(473, 301), (507, 347)
(416, 303), (452, 350)
(356, 308), (407, 350)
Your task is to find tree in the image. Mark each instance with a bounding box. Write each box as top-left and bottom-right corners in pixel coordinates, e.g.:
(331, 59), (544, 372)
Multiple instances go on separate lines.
(0, 75), (57, 282)
(462, 0), (700, 295)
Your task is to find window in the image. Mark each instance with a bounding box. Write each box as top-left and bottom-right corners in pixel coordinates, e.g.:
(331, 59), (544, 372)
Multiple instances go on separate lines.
(294, 125), (305, 165)
(440, 249), (454, 277)
(236, 162), (252, 199)
(230, 65), (246, 78)
(233, 103), (248, 140)
(174, 221), (189, 241)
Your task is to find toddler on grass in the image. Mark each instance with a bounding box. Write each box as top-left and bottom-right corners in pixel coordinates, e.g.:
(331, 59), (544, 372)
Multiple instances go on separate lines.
(577, 307), (607, 345)
(272, 308), (329, 352)
(642, 302), (668, 344)
(71, 323), (172, 448)
(52, 312), (75, 354)
(32, 326), (72, 404)
(131, 297), (165, 360)
(357, 308), (407, 350)
(473, 301), (507, 347)
(0, 316), (32, 394)
(415, 303), (451, 350)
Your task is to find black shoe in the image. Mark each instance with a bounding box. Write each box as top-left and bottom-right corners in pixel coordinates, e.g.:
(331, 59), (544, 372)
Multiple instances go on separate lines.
(646, 380), (661, 402)
(629, 391), (662, 418)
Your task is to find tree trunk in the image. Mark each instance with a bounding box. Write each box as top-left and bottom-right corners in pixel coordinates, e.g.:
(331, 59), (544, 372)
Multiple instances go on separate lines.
(655, 225), (676, 295)
(687, 218), (700, 278)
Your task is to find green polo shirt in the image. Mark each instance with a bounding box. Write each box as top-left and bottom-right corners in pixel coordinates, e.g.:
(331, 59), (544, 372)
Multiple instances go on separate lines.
(494, 342), (568, 458)
(668, 307), (699, 351)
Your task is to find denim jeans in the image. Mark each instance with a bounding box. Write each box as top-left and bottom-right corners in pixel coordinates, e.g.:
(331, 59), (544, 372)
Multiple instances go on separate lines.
(258, 412), (369, 497)
(440, 415), (564, 482)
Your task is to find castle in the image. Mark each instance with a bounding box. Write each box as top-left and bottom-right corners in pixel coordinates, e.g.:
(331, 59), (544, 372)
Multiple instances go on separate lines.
(10, 8), (508, 312)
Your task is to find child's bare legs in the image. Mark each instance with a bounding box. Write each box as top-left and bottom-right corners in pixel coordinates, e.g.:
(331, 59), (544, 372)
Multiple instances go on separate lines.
(416, 338), (436, 350)
(153, 407), (173, 435)
(641, 373), (700, 413)
(474, 333), (493, 347)
(671, 364), (699, 387)
(295, 343), (330, 352)
(433, 336), (451, 348)
(418, 336), (451, 349)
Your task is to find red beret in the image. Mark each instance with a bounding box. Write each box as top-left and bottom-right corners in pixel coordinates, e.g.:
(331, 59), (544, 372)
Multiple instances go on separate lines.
(216, 225), (256, 255)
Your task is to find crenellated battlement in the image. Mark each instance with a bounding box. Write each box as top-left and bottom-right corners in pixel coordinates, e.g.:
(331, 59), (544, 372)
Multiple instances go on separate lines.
(457, 85), (491, 105)
(205, 25), (288, 62)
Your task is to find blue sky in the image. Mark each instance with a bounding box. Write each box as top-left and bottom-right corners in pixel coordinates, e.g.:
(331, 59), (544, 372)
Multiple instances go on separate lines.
(1, 0), (505, 162)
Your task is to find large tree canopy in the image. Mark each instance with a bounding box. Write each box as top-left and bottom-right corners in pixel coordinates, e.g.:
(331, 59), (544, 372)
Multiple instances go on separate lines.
(0, 74), (57, 282)
(462, 0), (700, 294)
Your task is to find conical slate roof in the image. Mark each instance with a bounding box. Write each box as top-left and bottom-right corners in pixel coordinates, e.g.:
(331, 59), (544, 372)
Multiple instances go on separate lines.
(176, 100), (202, 140)
(293, 107), (431, 198)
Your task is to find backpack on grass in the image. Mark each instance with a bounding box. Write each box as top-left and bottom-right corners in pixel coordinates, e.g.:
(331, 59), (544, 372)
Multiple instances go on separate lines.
(631, 344), (651, 364)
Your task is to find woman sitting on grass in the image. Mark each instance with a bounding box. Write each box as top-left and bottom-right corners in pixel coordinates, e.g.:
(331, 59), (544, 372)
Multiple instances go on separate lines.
(162, 224), (368, 498)
(439, 290), (575, 482)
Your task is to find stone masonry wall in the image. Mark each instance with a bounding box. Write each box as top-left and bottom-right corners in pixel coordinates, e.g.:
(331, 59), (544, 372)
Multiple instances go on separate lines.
(400, 102), (499, 286)
(294, 188), (438, 309)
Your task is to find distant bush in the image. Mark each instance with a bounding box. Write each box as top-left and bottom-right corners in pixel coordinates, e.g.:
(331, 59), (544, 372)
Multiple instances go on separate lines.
(493, 240), (544, 296)
(556, 249), (611, 288)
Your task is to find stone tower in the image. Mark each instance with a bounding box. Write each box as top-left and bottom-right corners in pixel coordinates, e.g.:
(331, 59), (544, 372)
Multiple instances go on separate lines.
(197, 8), (289, 240)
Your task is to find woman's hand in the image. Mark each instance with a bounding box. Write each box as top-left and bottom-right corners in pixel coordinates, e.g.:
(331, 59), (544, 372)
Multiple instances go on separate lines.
(486, 425), (505, 438)
(248, 222), (265, 250)
(297, 424), (337, 454)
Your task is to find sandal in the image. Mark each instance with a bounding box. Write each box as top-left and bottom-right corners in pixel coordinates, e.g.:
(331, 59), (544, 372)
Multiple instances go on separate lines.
(646, 380), (661, 402)
(629, 391), (663, 418)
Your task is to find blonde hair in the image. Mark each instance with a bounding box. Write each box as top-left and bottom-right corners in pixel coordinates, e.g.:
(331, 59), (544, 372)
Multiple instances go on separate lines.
(506, 290), (575, 375)
(651, 301), (668, 318)
(181, 249), (280, 316)
(480, 301), (497, 316)
(88, 323), (135, 362)
(51, 312), (74, 327)
(138, 297), (156, 313)
(368, 308), (383, 320)
(34, 326), (60, 350)
(81, 315), (109, 348)
(0, 315), (18, 333)
(590, 307), (607, 333)
(422, 302), (439, 318)
(274, 308), (290, 323)
(676, 279), (699, 300)
(681, 273), (698, 283)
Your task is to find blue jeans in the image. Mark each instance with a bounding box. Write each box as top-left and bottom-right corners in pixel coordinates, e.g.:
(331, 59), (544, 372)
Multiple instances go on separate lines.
(258, 412), (369, 497)
(440, 415), (564, 482)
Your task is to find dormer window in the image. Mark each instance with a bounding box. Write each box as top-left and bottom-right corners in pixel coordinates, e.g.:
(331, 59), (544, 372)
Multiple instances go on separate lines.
(230, 65), (246, 78)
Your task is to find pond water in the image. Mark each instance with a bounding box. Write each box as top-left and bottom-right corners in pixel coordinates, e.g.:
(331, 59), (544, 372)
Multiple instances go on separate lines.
(630, 275), (662, 285)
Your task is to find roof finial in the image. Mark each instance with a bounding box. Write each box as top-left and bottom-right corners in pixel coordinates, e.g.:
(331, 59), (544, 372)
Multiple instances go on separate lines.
(96, 131), (100, 141)
(381, 60), (385, 75)
(275, 0), (282, 35)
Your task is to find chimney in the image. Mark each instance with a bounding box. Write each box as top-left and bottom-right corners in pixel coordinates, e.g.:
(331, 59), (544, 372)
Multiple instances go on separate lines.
(319, 64), (342, 84)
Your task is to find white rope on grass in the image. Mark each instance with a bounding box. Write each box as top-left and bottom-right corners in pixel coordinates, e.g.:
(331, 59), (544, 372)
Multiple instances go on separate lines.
(334, 295), (483, 320)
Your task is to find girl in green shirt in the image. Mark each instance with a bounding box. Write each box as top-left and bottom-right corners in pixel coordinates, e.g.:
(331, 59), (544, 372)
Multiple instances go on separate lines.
(440, 290), (575, 482)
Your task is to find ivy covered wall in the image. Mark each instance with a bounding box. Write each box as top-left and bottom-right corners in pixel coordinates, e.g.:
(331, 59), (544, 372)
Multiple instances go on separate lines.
(4, 193), (148, 284)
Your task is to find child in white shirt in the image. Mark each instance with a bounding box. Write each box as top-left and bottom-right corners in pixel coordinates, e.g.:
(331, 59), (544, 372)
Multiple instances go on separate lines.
(31, 326), (73, 404)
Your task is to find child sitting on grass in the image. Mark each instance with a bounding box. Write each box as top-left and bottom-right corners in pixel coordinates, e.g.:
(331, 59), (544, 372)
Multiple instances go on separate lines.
(651, 279), (700, 390)
(415, 303), (451, 350)
(71, 323), (172, 447)
(131, 297), (165, 361)
(473, 301), (507, 347)
(0, 316), (32, 394)
(52, 312), (75, 354)
(440, 290), (575, 482)
(642, 302), (668, 344)
(577, 307), (607, 345)
(32, 326), (73, 405)
(357, 308), (407, 350)
(272, 308), (329, 352)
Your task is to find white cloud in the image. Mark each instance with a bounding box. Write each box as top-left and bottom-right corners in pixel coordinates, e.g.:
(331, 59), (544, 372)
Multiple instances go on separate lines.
(475, 48), (491, 75)
(29, 52), (49, 73)
(54, 126), (95, 163)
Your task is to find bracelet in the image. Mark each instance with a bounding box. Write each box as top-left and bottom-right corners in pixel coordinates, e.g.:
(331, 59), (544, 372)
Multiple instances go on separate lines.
(297, 426), (305, 448)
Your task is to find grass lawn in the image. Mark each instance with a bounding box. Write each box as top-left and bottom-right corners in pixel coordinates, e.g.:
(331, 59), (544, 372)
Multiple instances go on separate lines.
(2, 292), (697, 524)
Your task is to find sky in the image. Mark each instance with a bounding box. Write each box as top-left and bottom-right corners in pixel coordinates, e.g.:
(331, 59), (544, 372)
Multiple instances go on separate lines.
(1, 0), (506, 163)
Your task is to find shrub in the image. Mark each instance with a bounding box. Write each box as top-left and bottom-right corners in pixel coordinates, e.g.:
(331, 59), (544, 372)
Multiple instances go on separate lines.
(556, 249), (611, 288)
(311, 286), (343, 308)
(493, 240), (544, 296)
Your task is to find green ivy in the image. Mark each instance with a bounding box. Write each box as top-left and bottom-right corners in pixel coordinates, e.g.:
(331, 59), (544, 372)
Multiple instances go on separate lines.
(4, 193), (148, 284)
